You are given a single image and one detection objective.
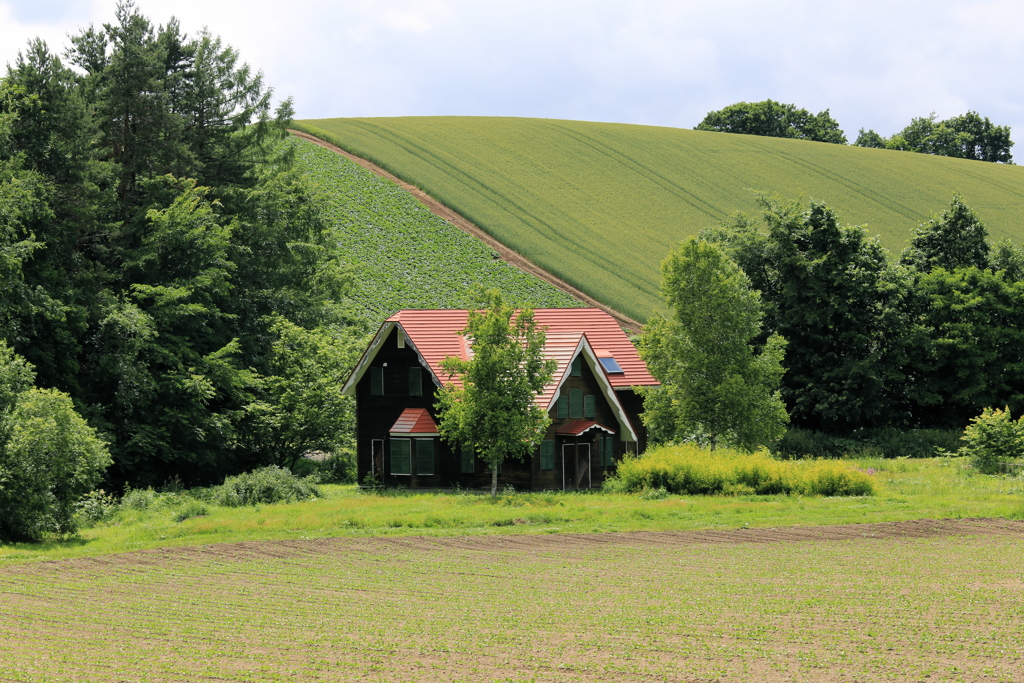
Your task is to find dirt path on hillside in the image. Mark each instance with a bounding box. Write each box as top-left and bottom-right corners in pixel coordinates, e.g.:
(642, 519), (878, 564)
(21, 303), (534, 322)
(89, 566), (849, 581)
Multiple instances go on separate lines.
(288, 129), (643, 332)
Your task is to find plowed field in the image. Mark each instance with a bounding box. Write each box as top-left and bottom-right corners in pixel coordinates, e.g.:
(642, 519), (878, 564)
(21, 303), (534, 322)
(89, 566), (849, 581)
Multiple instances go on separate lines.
(3, 519), (1023, 682)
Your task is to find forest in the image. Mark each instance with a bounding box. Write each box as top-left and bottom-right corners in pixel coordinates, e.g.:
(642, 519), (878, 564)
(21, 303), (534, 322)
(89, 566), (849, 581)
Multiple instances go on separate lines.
(0, 1), (363, 497)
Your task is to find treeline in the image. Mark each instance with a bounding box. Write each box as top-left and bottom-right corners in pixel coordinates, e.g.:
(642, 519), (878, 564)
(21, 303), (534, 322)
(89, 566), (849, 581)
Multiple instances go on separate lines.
(0, 1), (362, 492)
(702, 194), (1024, 436)
(696, 100), (1013, 163)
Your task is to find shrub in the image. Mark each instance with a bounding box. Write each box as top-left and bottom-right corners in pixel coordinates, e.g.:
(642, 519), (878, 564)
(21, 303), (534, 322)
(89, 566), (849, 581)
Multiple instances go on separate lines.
(0, 388), (112, 542)
(294, 449), (356, 484)
(212, 466), (321, 507)
(75, 489), (118, 526)
(121, 487), (158, 510)
(610, 443), (874, 497)
(958, 407), (1024, 474)
(172, 501), (209, 522)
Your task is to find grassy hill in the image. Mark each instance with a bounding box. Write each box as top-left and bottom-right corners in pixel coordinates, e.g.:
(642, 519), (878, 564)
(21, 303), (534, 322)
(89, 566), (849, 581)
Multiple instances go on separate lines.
(289, 136), (579, 322)
(295, 116), (1024, 323)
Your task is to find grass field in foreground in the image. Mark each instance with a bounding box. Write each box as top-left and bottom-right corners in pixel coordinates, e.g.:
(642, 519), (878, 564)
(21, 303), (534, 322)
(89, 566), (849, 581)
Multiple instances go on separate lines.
(295, 116), (1024, 322)
(3, 523), (1023, 681)
(2, 457), (1022, 565)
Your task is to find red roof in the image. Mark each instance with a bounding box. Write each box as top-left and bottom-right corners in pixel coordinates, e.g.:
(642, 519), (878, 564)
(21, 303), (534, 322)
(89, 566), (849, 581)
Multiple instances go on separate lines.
(389, 408), (439, 436)
(384, 308), (657, 390)
(556, 420), (616, 436)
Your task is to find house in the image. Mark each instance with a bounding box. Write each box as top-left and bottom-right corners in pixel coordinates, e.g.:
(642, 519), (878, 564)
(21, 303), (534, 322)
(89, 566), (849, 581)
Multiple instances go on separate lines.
(341, 308), (659, 490)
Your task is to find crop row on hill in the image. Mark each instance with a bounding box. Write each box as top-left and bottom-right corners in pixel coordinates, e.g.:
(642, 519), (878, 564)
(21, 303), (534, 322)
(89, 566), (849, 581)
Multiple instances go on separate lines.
(290, 137), (581, 322)
(295, 116), (1024, 323)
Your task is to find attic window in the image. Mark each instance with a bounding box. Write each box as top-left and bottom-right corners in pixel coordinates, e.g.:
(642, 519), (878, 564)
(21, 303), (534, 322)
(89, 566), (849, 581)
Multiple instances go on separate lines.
(599, 357), (624, 374)
(397, 330), (405, 348)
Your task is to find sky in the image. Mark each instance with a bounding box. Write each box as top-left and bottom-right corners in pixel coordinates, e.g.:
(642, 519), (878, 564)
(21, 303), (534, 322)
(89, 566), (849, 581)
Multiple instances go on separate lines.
(1, 0), (1022, 141)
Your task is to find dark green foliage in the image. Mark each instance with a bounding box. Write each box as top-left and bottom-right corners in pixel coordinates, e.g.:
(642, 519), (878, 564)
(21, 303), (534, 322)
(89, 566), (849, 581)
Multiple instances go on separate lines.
(775, 428), (962, 459)
(854, 128), (887, 149)
(900, 195), (990, 273)
(705, 196), (900, 433)
(294, 450), (357, 485)
(696, 100), (847, 144)
(0, 2), (359, 489)
(856, 112), (1013, 163)
(212, 466), (321, 507)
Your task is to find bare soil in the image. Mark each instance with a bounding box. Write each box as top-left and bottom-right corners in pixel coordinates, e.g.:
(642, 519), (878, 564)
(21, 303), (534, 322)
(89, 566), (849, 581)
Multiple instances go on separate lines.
(288, 129), (643, 331)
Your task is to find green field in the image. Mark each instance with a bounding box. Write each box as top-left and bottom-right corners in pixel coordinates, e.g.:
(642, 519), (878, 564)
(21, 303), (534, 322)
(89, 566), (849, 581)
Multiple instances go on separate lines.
(3, 458), (1024, 680)
(291, 137), (579, 321)
(2, 457), (1022, 565)
(3, 522), (1023, 681)
(295, 116), (1024, 322)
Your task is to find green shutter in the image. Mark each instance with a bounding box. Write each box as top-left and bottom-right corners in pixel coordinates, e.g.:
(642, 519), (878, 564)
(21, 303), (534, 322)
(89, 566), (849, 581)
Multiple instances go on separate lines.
(370, 367), (384, 396)
(540, 440), (555, 470)
(460, 445), (474, 474)
(391, 439), (411, 474)
(584, 394), (595, 418)
(408, 367), (422, 396)
(603, 436), (615, 466)
(557, 396), (568, 419)
(570, 356), (582, 376)
(569, 388), (583, 419)
(415, 439), (435, 475)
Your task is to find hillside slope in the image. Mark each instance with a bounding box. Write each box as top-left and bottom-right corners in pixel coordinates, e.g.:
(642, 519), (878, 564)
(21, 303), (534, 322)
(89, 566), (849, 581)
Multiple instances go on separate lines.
(289, 137), (580, 322)
(296, 116), (1024, 323)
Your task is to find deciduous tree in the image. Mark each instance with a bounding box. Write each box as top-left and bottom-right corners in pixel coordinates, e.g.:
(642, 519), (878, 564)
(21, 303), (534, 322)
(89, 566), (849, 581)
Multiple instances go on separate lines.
(638, 239), (788, 451)
(696, 100), (847, 144)
(435, 291), (556, 496)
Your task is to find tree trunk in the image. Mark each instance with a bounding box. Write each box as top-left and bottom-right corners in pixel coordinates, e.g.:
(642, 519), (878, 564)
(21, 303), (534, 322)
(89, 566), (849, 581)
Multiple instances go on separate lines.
(490, 462), (498, 497)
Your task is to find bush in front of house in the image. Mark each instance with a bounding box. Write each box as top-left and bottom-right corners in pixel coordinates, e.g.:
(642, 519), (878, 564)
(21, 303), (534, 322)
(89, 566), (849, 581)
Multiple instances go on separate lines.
(212, 466), (321, 507)
(608, 443), (874, 497)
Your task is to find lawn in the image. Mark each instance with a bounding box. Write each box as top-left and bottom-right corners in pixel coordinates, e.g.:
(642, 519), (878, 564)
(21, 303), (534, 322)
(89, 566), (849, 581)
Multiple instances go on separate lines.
(2, 456), (1022, 565)
(3, 457), (1024, 681)
(294, 116), (1024, 323)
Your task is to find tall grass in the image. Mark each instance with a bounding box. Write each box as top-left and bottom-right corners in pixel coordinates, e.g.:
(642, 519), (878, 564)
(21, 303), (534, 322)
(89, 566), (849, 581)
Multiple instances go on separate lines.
(609, 443), (875, 496)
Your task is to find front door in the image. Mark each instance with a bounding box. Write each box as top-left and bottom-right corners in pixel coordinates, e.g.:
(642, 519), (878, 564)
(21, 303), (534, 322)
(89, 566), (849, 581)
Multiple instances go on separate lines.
(562, 443), (591, 490)
(371, 439), (385, 482)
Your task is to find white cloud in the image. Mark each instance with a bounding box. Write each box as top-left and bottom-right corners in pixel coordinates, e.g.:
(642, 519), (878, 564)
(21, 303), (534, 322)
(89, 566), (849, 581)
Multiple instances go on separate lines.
(0, 0), (1021, 138)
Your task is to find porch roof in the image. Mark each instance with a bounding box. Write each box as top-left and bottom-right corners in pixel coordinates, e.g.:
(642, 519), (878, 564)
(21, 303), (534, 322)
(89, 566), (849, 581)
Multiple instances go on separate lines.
(556, 420), (616, 436)
(389, 408), (439, 437)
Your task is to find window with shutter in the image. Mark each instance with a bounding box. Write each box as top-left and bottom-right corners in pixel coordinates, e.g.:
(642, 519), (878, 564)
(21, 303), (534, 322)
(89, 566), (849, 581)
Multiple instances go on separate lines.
(370, 367), (384, 396)
(540, 440), (555, 470)
(569, 388), (583, 419)
(583, 394), (595, 418)
(556, 396), (568, 419)
(460, 445), (474, 473)
(391, 439), (411, 475)
(415, 439), (434, 475)
(570, 356), (582, 376)
(408, 367), (422, 396)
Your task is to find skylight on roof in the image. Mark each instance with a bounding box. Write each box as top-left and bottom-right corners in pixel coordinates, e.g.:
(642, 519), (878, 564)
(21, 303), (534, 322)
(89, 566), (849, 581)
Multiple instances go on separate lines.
(599, 356), (624, 374)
